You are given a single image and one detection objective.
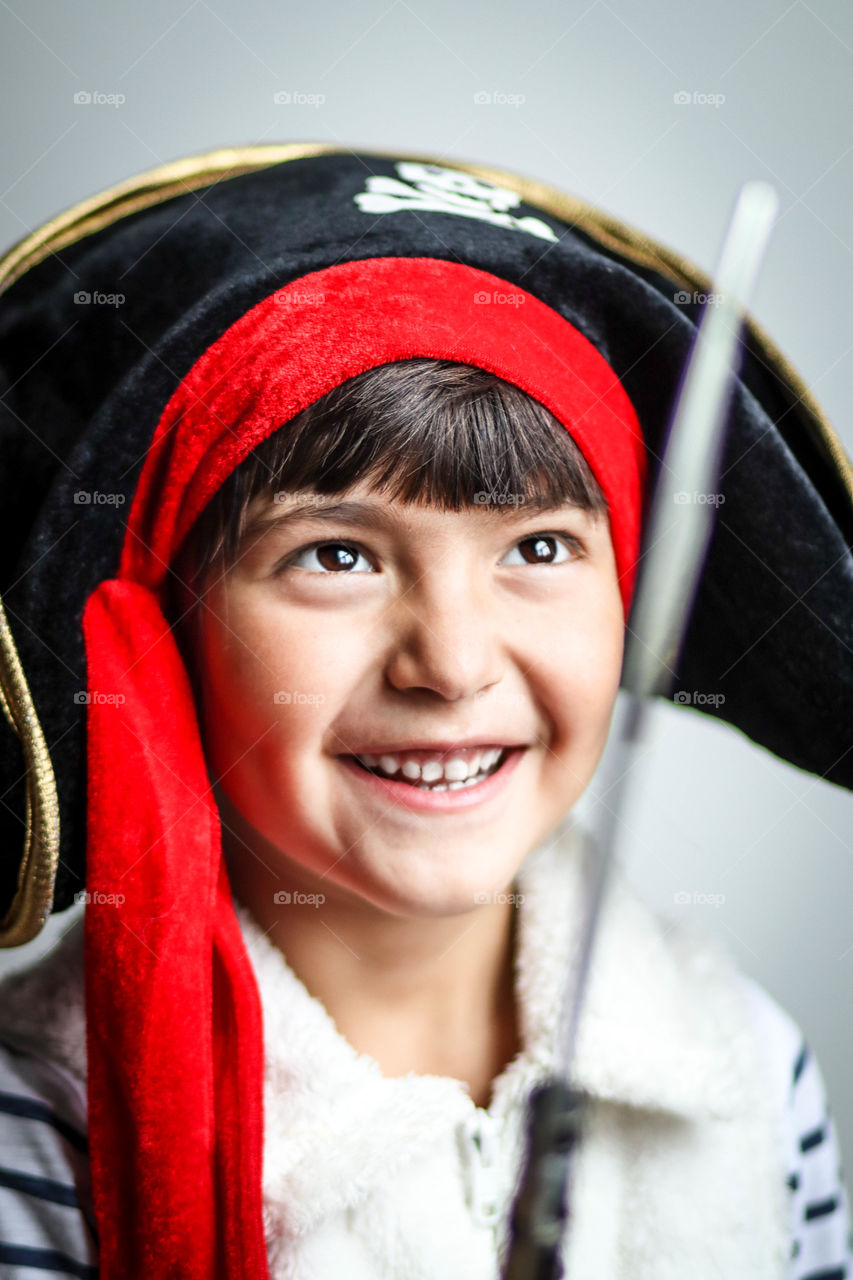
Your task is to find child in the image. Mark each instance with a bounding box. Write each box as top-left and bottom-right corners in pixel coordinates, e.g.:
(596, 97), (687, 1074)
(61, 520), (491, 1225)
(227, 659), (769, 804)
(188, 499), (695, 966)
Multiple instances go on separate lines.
(0, 146), (850, 1279)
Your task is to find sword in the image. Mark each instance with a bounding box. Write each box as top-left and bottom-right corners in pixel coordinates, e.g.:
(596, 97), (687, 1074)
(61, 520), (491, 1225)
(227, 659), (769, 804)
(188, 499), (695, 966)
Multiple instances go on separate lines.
(502, 178), (780, 1280)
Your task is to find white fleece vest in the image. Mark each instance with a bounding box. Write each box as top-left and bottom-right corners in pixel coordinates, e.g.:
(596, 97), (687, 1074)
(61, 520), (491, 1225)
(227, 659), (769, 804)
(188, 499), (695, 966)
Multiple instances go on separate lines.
(0, 818), (792, 1278)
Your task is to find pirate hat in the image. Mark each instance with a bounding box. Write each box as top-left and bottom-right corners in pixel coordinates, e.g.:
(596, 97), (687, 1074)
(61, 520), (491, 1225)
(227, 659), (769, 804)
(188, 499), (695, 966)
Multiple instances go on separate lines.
(0, 144), (850, 1278)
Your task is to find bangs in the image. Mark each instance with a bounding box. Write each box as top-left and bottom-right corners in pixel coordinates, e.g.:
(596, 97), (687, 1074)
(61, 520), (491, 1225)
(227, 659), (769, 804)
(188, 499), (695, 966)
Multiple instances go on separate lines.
(168, 358), (608, 601)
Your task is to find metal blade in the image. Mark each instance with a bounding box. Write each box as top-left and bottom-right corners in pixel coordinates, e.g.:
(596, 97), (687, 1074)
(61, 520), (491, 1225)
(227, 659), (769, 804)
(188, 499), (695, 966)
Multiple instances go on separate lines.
(502, 179), (780, 1280)
(555, 178), (780, 1080)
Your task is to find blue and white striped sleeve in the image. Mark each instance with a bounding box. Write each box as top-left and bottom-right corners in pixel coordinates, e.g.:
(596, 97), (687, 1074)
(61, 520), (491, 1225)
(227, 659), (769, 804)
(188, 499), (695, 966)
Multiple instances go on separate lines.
(785, 1036), (852, 1280)
(0, 1039), (97, 1278)
(739, 975), (852, 1280)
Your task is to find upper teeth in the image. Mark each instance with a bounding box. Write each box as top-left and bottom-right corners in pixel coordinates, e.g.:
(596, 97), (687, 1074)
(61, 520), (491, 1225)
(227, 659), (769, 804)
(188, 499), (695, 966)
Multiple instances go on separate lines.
(355, 747), (504, 783)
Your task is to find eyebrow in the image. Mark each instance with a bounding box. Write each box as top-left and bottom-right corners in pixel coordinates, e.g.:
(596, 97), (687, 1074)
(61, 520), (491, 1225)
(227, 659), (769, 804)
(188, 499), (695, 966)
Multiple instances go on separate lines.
(245, 500), (400, 539)
(244, 495), (593, 540)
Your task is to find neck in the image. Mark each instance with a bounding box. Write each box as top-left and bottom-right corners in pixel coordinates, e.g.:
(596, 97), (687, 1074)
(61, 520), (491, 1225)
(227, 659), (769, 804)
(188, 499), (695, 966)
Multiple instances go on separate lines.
(217, 793), (521, 1108)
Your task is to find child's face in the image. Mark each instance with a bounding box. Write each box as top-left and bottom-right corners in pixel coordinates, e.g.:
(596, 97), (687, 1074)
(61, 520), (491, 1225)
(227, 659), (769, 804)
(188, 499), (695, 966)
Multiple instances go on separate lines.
(188, 479), (625, 917)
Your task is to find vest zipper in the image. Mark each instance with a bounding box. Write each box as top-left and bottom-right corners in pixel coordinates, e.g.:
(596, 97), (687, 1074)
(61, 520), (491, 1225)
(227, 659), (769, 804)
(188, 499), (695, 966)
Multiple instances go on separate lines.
(459, 1109), (502, 1230)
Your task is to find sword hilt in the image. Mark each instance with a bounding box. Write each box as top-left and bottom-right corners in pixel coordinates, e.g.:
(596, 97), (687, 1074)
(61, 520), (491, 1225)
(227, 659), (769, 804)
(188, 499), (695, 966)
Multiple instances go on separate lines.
(502, 1079), (586, 1280)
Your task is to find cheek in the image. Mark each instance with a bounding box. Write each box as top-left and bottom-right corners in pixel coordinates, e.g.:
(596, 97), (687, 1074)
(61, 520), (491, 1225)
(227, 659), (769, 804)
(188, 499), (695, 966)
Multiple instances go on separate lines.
(542, 590), (624, 739)
(196, 608), (278, 763)
(580, 609), (624, 705)
(193, 588), (350, 781)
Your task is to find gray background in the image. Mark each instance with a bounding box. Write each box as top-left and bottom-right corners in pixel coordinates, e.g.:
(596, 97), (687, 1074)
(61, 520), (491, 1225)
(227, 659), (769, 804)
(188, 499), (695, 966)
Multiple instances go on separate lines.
(1, 0), (851, 1168)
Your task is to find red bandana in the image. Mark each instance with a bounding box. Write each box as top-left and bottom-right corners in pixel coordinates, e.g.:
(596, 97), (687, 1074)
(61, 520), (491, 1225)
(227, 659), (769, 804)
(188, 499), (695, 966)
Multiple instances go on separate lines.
(80, 256), (646, 1277)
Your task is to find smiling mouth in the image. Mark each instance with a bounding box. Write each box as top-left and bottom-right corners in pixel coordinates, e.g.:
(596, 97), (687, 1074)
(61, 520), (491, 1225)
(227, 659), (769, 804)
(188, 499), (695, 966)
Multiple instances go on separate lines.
(347, 746), (511, 792)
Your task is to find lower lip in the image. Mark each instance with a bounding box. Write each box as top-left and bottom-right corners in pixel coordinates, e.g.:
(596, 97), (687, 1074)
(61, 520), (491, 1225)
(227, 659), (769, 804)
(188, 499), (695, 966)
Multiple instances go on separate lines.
(337, 748), (526, 812)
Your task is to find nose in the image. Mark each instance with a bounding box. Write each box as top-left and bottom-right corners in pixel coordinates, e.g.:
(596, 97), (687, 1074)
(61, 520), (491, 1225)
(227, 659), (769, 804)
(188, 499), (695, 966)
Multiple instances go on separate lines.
(383, 570), (505, 702)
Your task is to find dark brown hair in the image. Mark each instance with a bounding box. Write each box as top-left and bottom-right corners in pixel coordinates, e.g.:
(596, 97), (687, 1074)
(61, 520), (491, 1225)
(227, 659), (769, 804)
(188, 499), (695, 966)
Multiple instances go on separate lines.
(166, 358), (608, 615)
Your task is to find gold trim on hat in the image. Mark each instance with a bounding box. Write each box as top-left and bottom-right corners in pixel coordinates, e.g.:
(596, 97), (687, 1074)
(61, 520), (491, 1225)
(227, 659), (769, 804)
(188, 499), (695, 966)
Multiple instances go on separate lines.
(0, 591), (61, 945)
(0, 141), (850, 945)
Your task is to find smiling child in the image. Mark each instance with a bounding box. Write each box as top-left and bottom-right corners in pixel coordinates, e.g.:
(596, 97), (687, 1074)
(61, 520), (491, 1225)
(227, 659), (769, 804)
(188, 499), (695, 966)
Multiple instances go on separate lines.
(0, 148), (850, 1280)
(166, 358), (623, 1118)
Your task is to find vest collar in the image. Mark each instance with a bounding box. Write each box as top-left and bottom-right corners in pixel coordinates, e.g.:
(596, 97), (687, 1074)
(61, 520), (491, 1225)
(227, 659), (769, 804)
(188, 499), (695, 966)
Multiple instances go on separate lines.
(234, 816), (744, 1125)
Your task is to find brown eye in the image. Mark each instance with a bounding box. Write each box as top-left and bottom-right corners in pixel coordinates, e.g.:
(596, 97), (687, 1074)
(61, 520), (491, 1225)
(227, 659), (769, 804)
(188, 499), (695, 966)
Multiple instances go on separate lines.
(501, 534), (578, 567)
(285, 541), (375, 573)
(316, 543), (358, 572)
(519, 536), (559, 564)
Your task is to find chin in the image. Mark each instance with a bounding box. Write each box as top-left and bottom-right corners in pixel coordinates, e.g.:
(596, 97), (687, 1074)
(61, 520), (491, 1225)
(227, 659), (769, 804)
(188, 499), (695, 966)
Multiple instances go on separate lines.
(344, 853), (525, 920)
(371, 887), (503, 920)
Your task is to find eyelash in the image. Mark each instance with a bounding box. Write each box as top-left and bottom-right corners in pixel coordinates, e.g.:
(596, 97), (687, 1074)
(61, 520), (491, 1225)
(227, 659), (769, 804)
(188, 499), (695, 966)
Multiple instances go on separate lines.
(275, 530), (587, 575)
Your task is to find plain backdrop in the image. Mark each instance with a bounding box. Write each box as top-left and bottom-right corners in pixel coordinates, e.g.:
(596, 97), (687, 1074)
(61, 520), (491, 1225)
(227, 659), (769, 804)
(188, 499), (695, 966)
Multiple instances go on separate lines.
(1, 0), (851, 1172)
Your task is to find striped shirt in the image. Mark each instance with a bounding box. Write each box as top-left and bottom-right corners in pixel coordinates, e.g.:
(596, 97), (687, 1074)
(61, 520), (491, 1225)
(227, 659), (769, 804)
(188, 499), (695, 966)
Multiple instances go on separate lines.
(0, 983), (850, 1278)
(0, 1042), (96, 1278)
(739, 975), (852, 1279)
